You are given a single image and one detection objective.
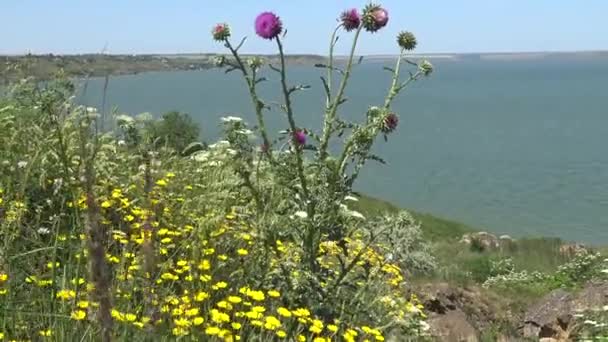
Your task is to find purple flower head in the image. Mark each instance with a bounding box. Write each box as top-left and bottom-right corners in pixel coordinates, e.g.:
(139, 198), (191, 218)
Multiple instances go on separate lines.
(255, 12), (283, 40)
(362, 4), (389, 32)
(381, 113), (399, 133)
(340, 9), (361, 32)
(293, 130), (307, 146)
(212, 23), (231, 42)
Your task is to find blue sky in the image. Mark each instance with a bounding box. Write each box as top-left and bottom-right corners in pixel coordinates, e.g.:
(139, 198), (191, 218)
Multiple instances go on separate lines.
(1, 1), (606, 55)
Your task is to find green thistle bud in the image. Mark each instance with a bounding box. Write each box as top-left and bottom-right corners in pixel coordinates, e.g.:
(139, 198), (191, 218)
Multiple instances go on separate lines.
(247, 57), (265, 70)
(397, 31), (417, 51)
(213, 55), (226, 67)
(419, 60), (433, 76)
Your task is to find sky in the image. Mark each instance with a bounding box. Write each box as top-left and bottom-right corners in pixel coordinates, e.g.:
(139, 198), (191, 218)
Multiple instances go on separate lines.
(1, 1), (606, 55)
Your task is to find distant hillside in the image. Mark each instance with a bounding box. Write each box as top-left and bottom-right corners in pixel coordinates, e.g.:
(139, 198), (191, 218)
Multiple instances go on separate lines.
(0, 53), (327, 82)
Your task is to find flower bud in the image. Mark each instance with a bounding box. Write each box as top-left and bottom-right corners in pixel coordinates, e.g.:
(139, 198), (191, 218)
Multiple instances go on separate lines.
(293, 130), (306, 146)
(212, 23), (231, 42)
(362, 4), (389, 33)
(213, 55), (226, 67)
(419, 60), (433, 76)
(381, 113), (399, 133)
(397, 31), (417, 51)
(247, 57), (265, 70)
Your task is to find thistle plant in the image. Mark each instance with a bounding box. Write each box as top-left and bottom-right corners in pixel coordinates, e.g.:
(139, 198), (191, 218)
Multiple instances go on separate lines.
(211, 3), (433, 274)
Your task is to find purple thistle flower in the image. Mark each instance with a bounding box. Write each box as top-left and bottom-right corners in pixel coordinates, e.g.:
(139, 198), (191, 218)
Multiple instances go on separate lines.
(362, 4), (389, 32)
(340, 9), (361, 32)
(293, 130), (307, 146)
(255, 12), (283, 40)
(381, 113), (399, 133)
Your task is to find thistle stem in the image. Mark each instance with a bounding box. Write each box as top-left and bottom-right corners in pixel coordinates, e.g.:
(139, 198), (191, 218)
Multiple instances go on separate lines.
(225, 40), (273, 161)
(319, 25), (363, 160)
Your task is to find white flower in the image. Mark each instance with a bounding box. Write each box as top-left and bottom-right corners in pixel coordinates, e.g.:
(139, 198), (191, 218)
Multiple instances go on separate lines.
(603, 305), (608, 311)
(236, 129), (254, 136)
(584, 320), (597, 325)
(17, 161), (28, 168)
(347, 210), (366, 220)
(37, 227), (50, 235)
(86, 107), (98, 113)
(226, 149), (238, 156)
(292, 211), (308, 219)
(601, 269), (608, 274)
(117, 140), (126, 146)
(209, 140), (230, 149)
(221, 116), (243, 123)
(344, 195), (359, 202)
(419, 321), (430, 332)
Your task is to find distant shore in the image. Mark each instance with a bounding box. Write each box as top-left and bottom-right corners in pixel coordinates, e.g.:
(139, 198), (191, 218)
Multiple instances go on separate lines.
(2, 50), (607, 82)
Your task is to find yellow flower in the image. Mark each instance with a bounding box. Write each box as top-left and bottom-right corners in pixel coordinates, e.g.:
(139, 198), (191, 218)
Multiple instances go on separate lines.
(327, 324), (339, 333)
(231, 322), (242, 330)
(193, 317), (205, 326)
(212, 281), (228, 290)
(70, 310), (87, 321)
(313, 338), (328, 342)
(174, 317), (191, 328)
(211, 309), (231, 324)
(264, 315), (282, 330)
(101, 200), (112, 208)
(205, 326), (221, 336)
(125, 313), (137, 322)
(198, 259), (211, 271)
(39, 329), (53, 337)
(292, 308), (311, 318)
(277, 307), (292, 318)
(0, 332), (4, 339)
(155, 179), (168, 187)
(309, 319), (324, 334)
(237, 249), (249, 256)
(227, 296), (242, 304)
(297, 335), (306, 342)
(0, 273), (7, 283)
(267, 290), (281, 298)
(56, 289), (76, 300)
(276, 330), (287, 338)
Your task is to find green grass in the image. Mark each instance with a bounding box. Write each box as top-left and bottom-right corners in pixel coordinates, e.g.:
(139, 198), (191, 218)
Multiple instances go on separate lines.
(355, 195), (569, 282)
(354, 194), (474, 241)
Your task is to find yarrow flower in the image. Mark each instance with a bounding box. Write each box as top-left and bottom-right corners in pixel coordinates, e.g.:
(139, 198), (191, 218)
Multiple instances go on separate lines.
(362, 4), (389, 32)
(255, 12), (283, 40)
(381, 113), (399, 133)
(293, 130), (306, 146)
(212, 23), (231, 42)
(397, 31), (417, 50)
(340, 9), (361, 32)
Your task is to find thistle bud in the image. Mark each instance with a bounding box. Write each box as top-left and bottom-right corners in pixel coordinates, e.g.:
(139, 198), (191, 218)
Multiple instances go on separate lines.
(362, 4), (389, 33)
(397, 31), (417, 51)
(212, 23), (231, 42)
(419, 60), (433, 76)
(293, 130), (306, 146)
(247, 57), (265, 70)
(381, 113), (399, 133)
(213, 55), (226, 67)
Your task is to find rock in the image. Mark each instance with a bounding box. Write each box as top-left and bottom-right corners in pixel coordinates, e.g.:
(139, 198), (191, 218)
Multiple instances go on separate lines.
(559, 243), (587, 258)
(522, 281), (608, 341)
(460, 232), (500, 251)
(428, 310), (479, 342)
(417, 283), (515, 341)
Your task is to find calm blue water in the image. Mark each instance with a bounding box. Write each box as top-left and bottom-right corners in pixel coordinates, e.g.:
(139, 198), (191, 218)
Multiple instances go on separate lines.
(79, 57), (608, 243)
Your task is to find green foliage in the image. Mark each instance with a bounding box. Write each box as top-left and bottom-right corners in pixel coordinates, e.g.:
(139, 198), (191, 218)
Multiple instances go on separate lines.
(0, 3), (436, 341)
(145, 111), (202, 154)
